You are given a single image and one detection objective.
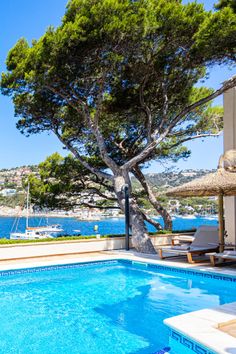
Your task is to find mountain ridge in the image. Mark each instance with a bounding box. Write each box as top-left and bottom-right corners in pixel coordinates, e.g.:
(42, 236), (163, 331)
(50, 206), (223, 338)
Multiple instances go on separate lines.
(132, 168), (216, 190)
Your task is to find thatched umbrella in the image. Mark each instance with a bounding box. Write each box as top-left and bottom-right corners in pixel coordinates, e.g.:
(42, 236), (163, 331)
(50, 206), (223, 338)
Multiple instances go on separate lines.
(166, 167), (236, 252)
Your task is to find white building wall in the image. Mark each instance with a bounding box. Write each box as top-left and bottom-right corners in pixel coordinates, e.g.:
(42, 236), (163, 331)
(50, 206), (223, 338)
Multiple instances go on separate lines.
(224, 87), (236, 244)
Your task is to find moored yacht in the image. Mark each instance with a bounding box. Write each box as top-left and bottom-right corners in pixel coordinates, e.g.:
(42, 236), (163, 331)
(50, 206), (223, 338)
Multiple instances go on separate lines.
(10, 184), (63, 240)
(10, 229), (54, 240)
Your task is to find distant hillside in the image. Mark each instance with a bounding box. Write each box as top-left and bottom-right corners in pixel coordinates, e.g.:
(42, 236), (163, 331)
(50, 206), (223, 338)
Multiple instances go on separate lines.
(0, 165), (217, 214)
(132, 169), (216, 190)
(0, 165), (37, 191)
(0, 165), (215, 192)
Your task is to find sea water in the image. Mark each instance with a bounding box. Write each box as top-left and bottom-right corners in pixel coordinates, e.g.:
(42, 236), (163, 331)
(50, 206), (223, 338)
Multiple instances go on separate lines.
(0, 216), (218, 238)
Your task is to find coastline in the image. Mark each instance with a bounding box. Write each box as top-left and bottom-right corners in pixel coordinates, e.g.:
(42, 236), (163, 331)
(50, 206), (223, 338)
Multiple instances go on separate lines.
(0, 210), (125, 220)
(0, 209), (218, 219)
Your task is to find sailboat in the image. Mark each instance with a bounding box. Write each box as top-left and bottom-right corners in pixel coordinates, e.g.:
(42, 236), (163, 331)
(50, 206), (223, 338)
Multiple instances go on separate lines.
(10, 184), (63, 240)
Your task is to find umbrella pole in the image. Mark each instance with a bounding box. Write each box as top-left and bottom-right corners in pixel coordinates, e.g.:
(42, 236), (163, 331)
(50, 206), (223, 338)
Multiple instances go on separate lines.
(218, 193), (224, 253)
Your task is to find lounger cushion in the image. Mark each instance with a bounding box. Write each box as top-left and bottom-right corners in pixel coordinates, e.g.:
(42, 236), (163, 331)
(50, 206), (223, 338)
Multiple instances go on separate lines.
(162, 246), (217, 255)
(159, 225), (219, 259)
(172, 245), (190, 250)
(192, 227), (218, 247)
(223, 251), (236, 256)
(173, 235), (195, 242)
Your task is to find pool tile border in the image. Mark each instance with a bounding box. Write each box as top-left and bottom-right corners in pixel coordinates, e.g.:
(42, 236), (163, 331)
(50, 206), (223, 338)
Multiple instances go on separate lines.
(119, 259), (236, 282)
(170, 330), (215, 354)
(0, 258), (236, 284)
(0, 260), (118, 277)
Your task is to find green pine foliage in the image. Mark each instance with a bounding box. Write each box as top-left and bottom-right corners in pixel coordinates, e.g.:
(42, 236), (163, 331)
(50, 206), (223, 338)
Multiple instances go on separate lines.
(1, 0), (235, 239)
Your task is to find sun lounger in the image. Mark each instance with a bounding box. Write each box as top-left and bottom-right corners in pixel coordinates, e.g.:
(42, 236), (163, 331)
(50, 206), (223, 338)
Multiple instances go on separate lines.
(171, 234), (195, 245)
(158, 225), (219, 264)
(208, 250), (236, 266)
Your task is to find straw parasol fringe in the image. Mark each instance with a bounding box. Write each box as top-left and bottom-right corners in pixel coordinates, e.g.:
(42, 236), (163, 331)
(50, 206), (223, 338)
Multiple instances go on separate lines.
(166, 150), (236, 253)
(166, 168), (236, 198)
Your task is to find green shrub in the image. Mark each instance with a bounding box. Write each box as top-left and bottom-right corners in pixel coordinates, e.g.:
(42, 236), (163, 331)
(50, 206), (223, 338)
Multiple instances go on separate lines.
(0, 229), (196, 244)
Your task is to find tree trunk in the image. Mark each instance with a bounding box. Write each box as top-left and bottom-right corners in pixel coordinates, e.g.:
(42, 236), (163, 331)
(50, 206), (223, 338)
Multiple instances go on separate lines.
(133, 166), (173, 230)
(113, 173), (156, 254)
(161, 209), (172, 230)
(141, 211), (162, 230)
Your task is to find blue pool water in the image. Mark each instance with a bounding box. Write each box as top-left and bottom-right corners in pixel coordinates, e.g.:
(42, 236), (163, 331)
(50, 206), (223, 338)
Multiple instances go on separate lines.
(0, 215), (218, 238)
(0, 260), (235, 354)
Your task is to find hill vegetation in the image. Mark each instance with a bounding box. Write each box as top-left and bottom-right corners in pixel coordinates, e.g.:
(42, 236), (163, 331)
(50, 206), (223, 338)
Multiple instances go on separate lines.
(132, 169), (215, 190)
(0, 165), (217, 216)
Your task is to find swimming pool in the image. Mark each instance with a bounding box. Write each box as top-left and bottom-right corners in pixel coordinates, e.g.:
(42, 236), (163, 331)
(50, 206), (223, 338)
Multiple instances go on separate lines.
(0, 260), (235, 354)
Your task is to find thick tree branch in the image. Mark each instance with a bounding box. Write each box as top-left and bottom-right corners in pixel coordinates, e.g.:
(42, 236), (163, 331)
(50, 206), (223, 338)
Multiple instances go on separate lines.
(80, 202), (120, 210)
(90, 176), (114, 192)
(139, 76), (153, 143)
(170, 76), (236, 128)
(47, 82), (118, 172)
(158, 80), (169, 132)
(121, 132), (166, 170)
(46, 84), (86, 114)
(122, 76), (236, 170)
(133, 165), (172, 230)
(169, 131), (222, 148)
(86, 81), (119, 172)
(140, 211), (162, 231)
(54, 130), (113, 181)
(81, 187), (117, 201)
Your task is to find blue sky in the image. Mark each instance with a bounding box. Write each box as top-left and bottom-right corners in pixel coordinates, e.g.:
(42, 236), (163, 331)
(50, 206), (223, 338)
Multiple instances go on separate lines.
(0, 0), (68, 168)
(0, 0), (234, 171)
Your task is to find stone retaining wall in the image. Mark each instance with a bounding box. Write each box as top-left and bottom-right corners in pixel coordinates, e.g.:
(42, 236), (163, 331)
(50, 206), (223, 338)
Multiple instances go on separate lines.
(0, 233), (193, 260)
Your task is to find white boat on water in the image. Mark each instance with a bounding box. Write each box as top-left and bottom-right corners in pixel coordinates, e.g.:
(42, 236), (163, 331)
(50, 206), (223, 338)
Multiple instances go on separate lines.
(27, 224), (63, 233)
(180, 215), (196, 219)
(10, 184), (63, 240)
(201, 215), (218, 220)
(10, 229), (54, 240)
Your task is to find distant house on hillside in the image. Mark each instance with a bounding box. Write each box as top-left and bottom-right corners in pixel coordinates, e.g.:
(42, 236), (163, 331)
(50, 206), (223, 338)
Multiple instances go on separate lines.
(181, 171), (197, 177)
(0, 189), (17, 197)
